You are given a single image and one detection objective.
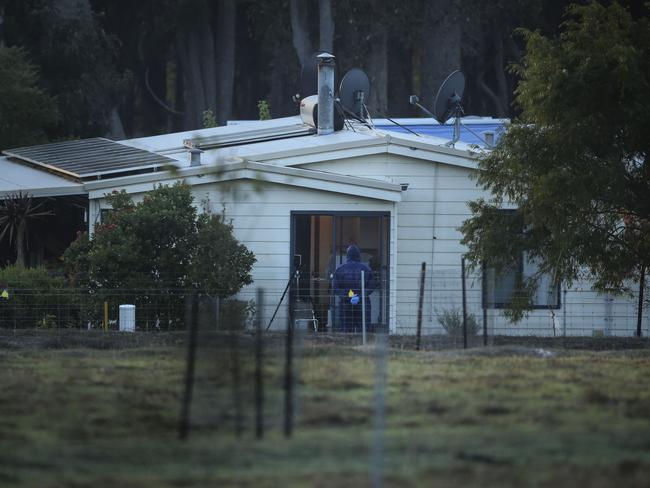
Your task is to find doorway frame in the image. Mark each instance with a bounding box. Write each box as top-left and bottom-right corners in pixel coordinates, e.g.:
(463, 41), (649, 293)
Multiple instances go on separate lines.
(289, 210), (391, 332)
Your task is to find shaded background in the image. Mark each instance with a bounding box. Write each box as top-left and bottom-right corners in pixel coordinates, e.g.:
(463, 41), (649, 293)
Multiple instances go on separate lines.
(0, 0), (644, 142)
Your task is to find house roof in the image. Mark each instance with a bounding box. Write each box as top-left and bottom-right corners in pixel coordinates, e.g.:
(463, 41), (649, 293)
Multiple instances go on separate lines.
(0, 156), (84, 198)
(373, 117), (508, 148)
(0, 115), (506, 198)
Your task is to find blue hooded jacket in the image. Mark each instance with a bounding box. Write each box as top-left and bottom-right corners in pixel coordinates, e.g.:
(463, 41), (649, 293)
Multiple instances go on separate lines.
(332, 245), (375, 301)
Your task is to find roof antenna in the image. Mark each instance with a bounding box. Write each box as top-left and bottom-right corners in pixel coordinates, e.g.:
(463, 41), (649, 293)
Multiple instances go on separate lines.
(409, 70), (491, 148)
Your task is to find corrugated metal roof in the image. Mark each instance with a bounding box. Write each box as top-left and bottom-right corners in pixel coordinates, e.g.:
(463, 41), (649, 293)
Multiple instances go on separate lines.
(2, 138), (175, 179)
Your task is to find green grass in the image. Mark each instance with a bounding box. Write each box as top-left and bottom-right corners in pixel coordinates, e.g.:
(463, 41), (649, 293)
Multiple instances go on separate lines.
(1, 331), (650, 487)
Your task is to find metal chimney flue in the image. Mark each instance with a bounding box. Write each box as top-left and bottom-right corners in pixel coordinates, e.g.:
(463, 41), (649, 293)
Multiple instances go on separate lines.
(189, 147), (203, 167)
(317, 52), (335, 136)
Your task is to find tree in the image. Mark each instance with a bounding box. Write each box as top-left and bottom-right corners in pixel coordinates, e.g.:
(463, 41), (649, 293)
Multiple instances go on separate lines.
(0, 46), (58, 150)
(461, 2), (650, 333)
(0, 192), (53, 267)
(191, 213), (256, 299)
(63, 183), (255, 326)
(0, 0), (127, 140)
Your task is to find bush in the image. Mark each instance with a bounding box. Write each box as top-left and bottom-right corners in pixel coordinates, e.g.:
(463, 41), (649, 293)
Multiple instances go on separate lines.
(219, 299), (255, 330)
(63, 184), (256, 329)
(436, 307), (479, 337)
(0, 266), (75, 328)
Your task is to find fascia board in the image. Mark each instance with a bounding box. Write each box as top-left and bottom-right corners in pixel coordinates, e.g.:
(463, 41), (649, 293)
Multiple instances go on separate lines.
(265, 146), (388, 167)
(239, 169), (401, 202)
(250, 136), (386, 162)
(244, 160), (401, 192)
(86, 160), (402, 201)
(88, 168), (401, 203)
(386, 145), (478, 170)
(0, 186), (86, 199)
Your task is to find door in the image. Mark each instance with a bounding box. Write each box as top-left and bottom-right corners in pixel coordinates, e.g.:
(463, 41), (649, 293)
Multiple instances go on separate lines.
(291, 212), (389, 332)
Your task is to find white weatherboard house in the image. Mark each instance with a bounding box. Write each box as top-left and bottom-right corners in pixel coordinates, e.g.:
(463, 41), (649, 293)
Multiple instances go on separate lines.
(1, 117), (647, 336)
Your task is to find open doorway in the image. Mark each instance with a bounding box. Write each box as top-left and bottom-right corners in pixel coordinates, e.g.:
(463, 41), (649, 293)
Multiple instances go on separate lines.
(291, 212), (389, 332)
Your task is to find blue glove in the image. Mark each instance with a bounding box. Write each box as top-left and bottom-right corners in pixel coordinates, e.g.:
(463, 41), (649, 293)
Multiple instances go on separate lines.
(350, 295), (360, 305)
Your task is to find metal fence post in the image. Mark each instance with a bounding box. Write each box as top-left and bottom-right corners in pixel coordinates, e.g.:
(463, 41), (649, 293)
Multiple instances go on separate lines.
(178, 293), (198, 440)
(255, 288), (264, 439)
(461, 256), (468, 349)
(416, 262), (426, 350)
(361, 270), (366, 346)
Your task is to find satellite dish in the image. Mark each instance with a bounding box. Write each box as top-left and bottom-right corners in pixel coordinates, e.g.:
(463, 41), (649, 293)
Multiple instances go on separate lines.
(338, 68), (371, 118)
(432, 70), (465, 124)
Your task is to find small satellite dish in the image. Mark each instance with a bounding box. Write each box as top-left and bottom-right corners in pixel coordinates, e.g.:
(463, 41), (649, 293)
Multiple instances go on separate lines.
(432, 70), (465, 124)
(338, 68), (371, 118)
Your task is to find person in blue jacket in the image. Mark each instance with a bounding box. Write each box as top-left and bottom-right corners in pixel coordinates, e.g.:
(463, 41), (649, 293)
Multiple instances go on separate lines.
(332, 244), (375, 332)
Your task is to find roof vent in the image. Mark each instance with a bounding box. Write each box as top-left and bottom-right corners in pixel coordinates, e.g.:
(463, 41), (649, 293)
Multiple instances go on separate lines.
(189, 147), (203, 167)
(482, 130), (495, 148)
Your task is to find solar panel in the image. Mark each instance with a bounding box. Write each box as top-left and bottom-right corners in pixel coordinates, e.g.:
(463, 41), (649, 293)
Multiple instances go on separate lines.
(2, 138), (175, 178)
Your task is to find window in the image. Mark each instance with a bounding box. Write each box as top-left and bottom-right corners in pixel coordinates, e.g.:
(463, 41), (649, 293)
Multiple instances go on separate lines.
(482, 209), (560, 309)
(483, 255), (560, 309)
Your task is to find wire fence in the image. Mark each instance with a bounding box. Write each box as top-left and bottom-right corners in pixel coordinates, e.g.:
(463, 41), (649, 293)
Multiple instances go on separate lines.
(0, 266), (648, 342)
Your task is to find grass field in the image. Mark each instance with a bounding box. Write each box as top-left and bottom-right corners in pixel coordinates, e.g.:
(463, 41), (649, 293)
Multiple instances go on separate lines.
(1, 330), (650, 487)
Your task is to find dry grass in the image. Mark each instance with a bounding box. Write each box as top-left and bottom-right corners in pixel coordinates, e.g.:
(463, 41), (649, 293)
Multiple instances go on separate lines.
(0, 330), (650, 486)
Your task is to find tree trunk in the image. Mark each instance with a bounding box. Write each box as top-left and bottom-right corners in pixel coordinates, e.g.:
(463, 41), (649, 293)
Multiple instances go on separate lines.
(178, 1), (217, 130)
(387, 39), (412, 117)
(318, 0), (334, 53)
(420, 7), (461, 107)
(290, 0), (313, 67)
(637, 264), (646, 337)
(105, 107), (126, 140)
(368, 25), (388, 114)
(478, 70), (506, 118)
(15, 221), (26, 267)
(492, 32), (509, 117)
(216, 0), (236, 125)
(270, 42), (294, 117)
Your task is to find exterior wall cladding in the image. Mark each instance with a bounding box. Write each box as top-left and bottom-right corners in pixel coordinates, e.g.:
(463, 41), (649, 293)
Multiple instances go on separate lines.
(92, 151), (649, 338)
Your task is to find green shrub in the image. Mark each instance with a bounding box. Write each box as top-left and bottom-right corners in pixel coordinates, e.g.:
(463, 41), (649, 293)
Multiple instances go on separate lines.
(435, 307), (479, 337)
(219, 299), (255, 330)
(0, 266), (75, 328)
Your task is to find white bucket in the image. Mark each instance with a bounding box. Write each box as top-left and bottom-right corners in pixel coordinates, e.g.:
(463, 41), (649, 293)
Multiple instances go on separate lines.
(119, 304), (136, 332)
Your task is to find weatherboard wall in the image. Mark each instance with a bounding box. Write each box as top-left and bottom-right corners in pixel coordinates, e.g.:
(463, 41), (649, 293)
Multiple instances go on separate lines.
(297, 153), (646, 337)
(92, 178), (397, 332)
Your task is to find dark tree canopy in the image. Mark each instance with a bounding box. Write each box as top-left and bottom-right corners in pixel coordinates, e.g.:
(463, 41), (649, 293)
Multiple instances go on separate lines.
(0, 46), (58, 149)
(1, 0), (608, 140)
(461, 2), (650, 318)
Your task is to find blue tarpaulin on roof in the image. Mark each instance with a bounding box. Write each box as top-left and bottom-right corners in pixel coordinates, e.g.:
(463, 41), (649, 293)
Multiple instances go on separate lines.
(376, 122), (506, 148)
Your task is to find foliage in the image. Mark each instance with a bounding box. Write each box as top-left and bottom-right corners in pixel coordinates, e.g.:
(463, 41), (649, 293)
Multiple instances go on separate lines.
(0, 192), (53, 267)
(191, 213), (256, 298)
(0, 0), (128, 139)
(435, 307), (479, 337)
(63, 183), (255, 327)
(202, 109), (217, 128)
(0, 46), (58, 150)
(461, 2), (650, 318)
(257, 100), (271, 121)
(219, 299), (256, 330)
(0, 265), (73, 328)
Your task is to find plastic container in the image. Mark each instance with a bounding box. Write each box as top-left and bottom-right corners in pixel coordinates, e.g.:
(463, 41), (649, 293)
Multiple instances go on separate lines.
(119, 304), (136, 332)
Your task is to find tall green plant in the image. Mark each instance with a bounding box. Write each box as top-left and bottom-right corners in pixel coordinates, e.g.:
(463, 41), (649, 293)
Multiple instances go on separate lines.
(0, 192), (53, 267)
